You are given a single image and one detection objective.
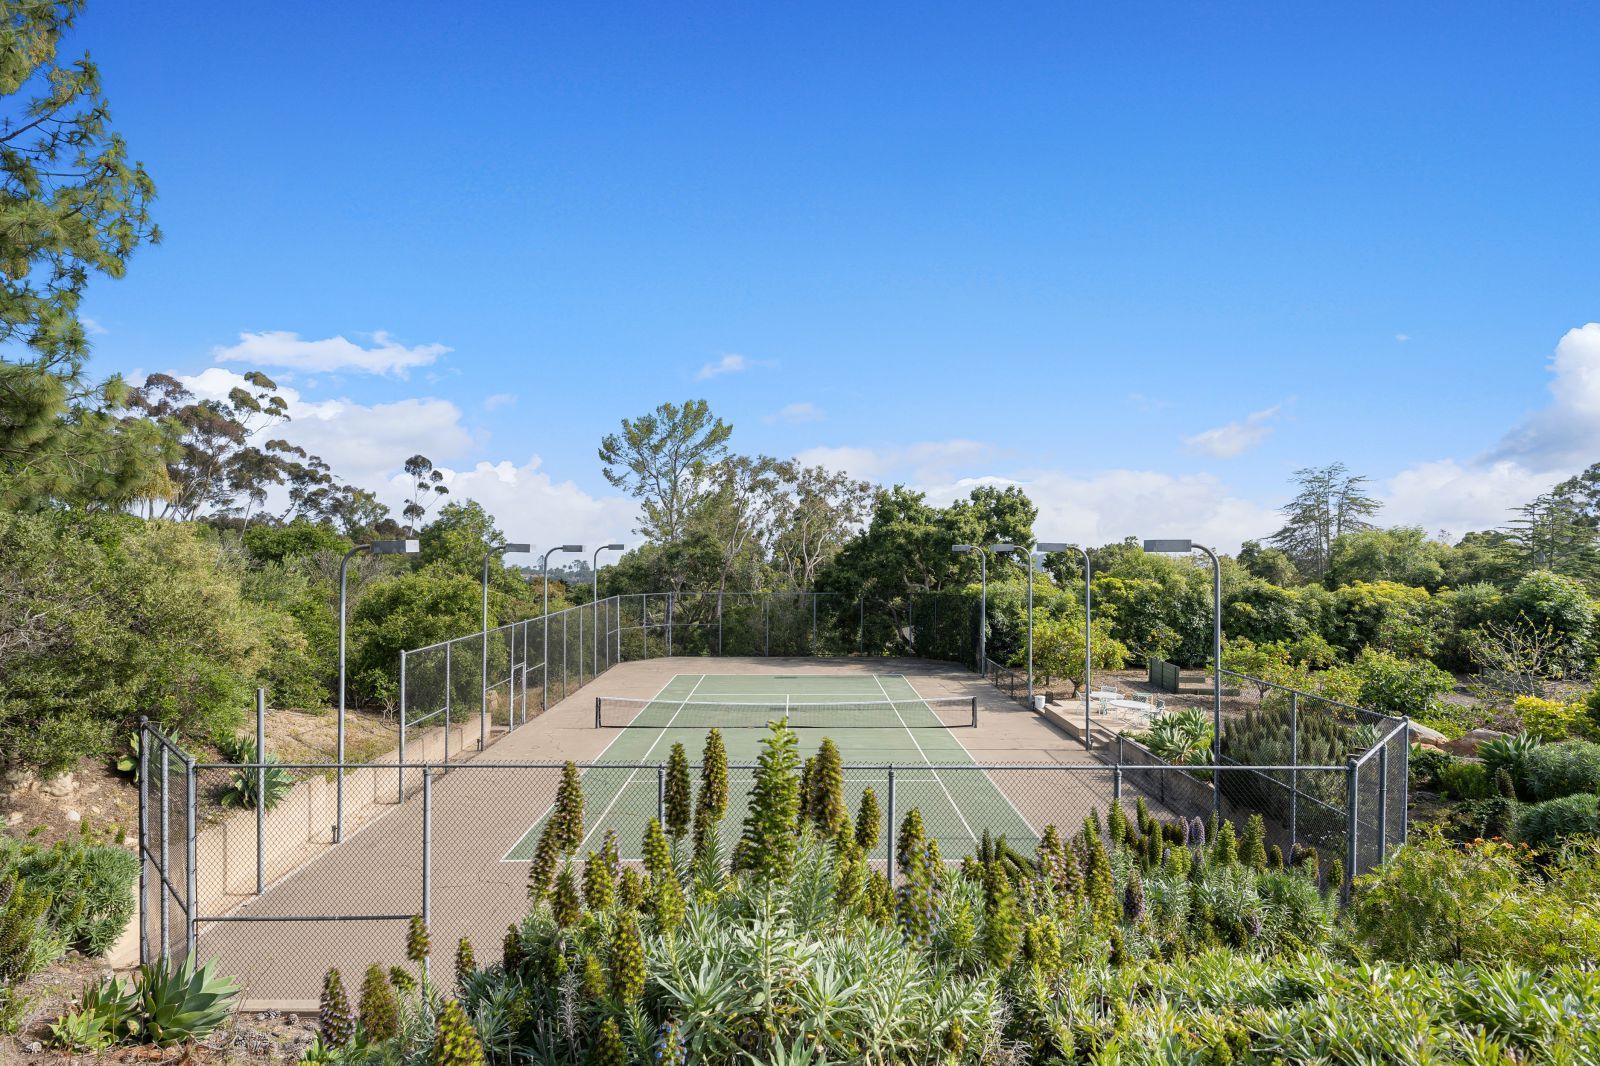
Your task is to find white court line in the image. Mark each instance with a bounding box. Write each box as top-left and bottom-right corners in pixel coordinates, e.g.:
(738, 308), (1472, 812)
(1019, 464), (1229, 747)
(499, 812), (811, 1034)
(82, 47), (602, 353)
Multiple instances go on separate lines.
(499, 671), (691, 862)
(892, 672), (1039, 838)
(573, 673), (707, 852)
(874, 673), (977, 841)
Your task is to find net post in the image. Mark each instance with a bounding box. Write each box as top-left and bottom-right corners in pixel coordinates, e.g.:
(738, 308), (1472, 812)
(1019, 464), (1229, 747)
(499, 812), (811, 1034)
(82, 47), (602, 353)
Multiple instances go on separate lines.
(595, 696), (602, 729)
(969, 696), (978, 728)
(885, 766), (896, 888)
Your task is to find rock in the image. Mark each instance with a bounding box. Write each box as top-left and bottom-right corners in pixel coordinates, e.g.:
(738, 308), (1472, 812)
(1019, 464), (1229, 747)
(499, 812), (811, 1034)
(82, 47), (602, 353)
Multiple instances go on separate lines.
(65, 808), (81, 823)
(1, 766), (34, 793)
(39, 771), (77, 797)
(24, 1041), (41, 1054)
(1444, 728), (1510, 757)
(1409, 722), (1450, 746)
(6, 811), (20, 826)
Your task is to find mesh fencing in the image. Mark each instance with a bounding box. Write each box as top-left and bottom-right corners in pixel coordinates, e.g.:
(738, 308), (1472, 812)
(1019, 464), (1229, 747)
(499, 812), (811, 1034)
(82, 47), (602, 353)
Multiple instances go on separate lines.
(149, 753), (1368, 998)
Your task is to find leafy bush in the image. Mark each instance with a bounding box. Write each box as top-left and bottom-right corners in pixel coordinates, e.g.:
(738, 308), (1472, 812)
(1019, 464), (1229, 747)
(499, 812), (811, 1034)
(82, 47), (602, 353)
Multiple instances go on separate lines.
(1350, 830), (1600, 966)
(1346, 647), (1454, 719)
(1408, 744), (1455, 790)
(0, 826), (139, 957)
(1436, 760), (1492, 800)
(1513, 794), (1600, 850)
(0, 513), (265, 773)
(1511, 694), (1583, 740)
(1520, 740), (1600, 802)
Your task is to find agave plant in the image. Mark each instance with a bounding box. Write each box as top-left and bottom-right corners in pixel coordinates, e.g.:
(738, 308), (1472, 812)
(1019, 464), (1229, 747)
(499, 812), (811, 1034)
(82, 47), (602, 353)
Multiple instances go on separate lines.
(113, 732), (142, 781)
(48, 974), (137, 1051)
(136, 957), (240, 1046)
(219, 739), (295, 811)
(1479, 733), (1542, 789)
(1142, 708), (1213, 763)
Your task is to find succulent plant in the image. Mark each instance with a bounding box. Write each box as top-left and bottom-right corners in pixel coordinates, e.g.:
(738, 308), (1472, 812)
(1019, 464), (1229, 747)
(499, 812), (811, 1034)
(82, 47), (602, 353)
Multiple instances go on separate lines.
(135, 957), (239, 1046)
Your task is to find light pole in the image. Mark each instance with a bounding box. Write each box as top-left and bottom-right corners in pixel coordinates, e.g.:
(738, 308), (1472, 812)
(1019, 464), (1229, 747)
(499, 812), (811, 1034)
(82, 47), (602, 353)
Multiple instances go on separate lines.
(337, 538), (418, 843)
(592, 543), (624, 676)
(481, 542), (531, 750)
(1144, 538), (1223, 815)
(540, 544), (584, 711)
(1029, 542), (1077, 715)
(951, 544), (990, 674)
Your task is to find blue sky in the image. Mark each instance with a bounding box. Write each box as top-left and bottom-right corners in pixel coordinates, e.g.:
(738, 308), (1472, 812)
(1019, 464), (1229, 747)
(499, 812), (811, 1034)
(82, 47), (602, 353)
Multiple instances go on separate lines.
(72, 2), (1600, 551)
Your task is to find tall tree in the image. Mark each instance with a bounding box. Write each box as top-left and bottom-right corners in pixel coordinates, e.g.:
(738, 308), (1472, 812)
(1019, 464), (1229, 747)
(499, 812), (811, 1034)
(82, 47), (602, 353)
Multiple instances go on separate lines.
(1269, 463), (1381, 581)
(769, 462), (872, 589)
(598, 399), (732, 545)
(0, 0), (165, 510)
(401, 454), (448, 531)
(1506, 478), (1600, 587)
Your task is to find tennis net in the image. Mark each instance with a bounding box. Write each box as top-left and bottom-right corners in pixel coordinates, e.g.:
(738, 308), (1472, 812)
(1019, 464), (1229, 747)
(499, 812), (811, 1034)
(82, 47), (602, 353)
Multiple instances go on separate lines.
(594, 695), (978, 729)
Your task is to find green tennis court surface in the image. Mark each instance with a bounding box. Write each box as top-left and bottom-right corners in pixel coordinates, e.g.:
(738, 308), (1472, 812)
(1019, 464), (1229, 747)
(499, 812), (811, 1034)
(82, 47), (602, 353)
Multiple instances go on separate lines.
(503, 673), (1037, 863)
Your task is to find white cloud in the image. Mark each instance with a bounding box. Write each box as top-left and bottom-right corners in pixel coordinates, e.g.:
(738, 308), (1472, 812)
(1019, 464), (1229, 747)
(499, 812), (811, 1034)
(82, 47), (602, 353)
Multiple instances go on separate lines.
(483, 392), (517, 411)
(1489, 322), (1600, 468)
(765, 401), (825, 425)
(412, 458), (640, 552)
(921, 469), (1280, 554)
(82, 316), (108, 335)
(1395, 333), (1411, 343)
(214, 329), (450, 378)
(1183, 403), (1285, 458)
(695, 353), (774, 380)
(796, 438), (998, 485)
(170, 366), (637, 547)
(175, 368), (471, 486)
(1381, 459), (1549, 540)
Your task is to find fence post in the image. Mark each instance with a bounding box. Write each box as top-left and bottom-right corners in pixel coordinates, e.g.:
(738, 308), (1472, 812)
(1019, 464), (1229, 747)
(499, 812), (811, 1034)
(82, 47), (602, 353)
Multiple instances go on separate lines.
(1377, 742), (1389, 860)
(1289, 691), (1298, 850)
(137, 717), (149, 966)
(578, 607), (585, 690)
(1344, 756), (1359, 906)
(562, 610), (569, 699)
(185, 755), (197, 960)
(764, 598), (770, 656)
(159, 743), (169, 960)
(1114, 736), (1123, 802)
(444, 640), (452, 768)
(858, 597), (864, 654)
(811, 594), (817, 649)
(718, 591), (724, 656)
(885, 767), (897, 888)
(256, 688), (266, 896)
(1400, 718), (1411, 847)
(667, 593), (674, 657)
(421, 766), (432, 985)
(657, 765), (667, 827)
(398, 651), (408, 803)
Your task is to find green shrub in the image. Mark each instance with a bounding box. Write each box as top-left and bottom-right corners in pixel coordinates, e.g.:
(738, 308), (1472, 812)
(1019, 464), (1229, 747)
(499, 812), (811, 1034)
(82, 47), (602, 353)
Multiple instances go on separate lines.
(1436, 760), (1492, 800)
(0, 514), (261, 774)
(1512, 694), (1583, 740)
(1520, 741), (1600, 801)
(1346, 647), (1454, 719)
(1350, 829), (1600, 965)
(1513, 794), (1600, 849)
(1408, 744), (1454, 790)
(0, 827), (138, 957)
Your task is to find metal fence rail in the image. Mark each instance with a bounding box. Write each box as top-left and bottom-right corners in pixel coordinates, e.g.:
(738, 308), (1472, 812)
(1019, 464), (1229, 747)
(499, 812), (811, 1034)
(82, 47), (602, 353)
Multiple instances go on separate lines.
(140, 745), (1373, 990)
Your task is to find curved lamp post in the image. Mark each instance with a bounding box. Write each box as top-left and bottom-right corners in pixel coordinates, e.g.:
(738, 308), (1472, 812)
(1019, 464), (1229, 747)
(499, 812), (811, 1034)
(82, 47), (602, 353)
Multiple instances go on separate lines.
(481, 542), (531, 750)
(1144, 538), (1223, 815)
(540, 544), (584, 711)
(337, 538), (418, 843)
(592, 543), (624, 675)
(950, 544), (990, 674)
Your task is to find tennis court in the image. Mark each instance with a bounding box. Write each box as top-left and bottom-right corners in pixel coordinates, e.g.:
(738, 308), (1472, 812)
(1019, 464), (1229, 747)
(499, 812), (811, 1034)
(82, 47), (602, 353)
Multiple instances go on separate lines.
(503, 672), (1038, 862)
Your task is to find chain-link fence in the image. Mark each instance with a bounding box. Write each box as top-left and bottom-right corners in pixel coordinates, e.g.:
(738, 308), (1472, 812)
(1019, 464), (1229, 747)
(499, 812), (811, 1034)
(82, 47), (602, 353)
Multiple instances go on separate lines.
(141, 746), (1373, 999)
